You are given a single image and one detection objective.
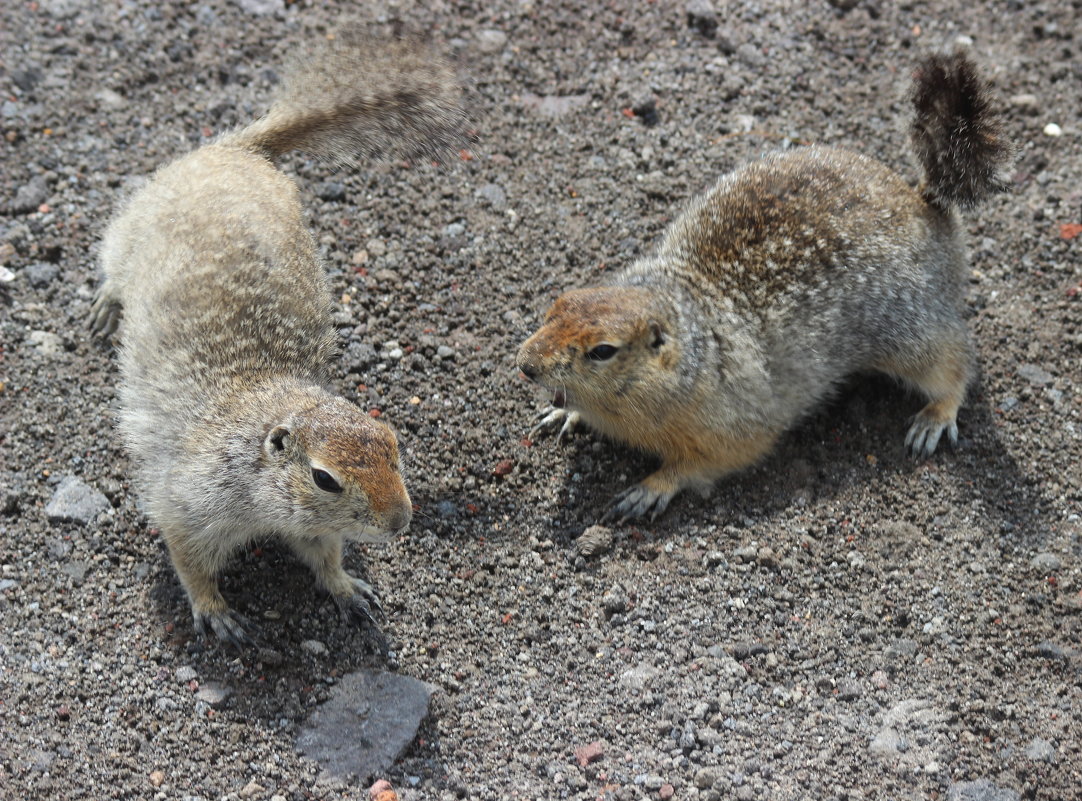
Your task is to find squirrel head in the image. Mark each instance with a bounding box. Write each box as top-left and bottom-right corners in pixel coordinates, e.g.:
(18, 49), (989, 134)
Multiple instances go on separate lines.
(517, 286), (679, 413)
(259, 397), (412, 542)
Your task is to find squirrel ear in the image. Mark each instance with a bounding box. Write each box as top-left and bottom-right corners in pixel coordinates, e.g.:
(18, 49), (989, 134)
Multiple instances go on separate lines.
(648, 320), (666, 349)
(265, 425), (292, 456)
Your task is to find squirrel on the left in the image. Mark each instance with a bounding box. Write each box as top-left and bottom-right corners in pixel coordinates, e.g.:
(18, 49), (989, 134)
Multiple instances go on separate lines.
(90, 26), (466, 646)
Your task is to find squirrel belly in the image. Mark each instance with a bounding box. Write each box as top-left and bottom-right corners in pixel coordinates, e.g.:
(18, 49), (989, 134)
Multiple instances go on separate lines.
(518, 51), (1012, 522)
(93, 27), (465, 645)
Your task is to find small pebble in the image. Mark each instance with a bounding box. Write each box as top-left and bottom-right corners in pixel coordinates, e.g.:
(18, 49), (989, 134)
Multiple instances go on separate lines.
(27, 330), (64, 358)
(25, 262), (60, 288)
(44, 476), (110, 525)
(1029, 552), (1062, 572)
(476, 29), (508, 53)
(195, 681), (232, 708)
(1043, 123), (1062, 137)
(175, 666), (198, 683)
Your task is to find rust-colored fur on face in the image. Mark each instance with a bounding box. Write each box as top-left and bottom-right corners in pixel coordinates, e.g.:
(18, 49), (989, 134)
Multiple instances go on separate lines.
(518, 51), (1012, 521)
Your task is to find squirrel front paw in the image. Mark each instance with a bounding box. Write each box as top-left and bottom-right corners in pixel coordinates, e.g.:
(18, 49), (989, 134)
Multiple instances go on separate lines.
(331, 576), (388, 652)
(529, 407), (581, 443)
(331, 576), (385, 626)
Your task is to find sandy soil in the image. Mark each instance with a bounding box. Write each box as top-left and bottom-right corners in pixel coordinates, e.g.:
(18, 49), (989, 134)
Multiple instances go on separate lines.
(1, 1), (1080, 799)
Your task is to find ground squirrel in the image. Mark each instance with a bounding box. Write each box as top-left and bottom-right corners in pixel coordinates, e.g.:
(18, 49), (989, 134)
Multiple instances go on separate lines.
(518, 52), (1012, 521)
(90, 27), (466, 645)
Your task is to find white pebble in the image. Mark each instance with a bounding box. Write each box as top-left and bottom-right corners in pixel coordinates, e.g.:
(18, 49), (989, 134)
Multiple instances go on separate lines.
(1043, 123), (1063, 137)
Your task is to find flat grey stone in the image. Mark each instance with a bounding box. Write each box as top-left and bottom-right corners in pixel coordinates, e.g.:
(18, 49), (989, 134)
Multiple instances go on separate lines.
(1029, 552), (1062, 572)
(25, 262), (60, 288)
(868, 727), (905, 756)
(475, 182), (507, 209)
(44, 475), (110, 525)
(295, 669), (435, 781)
(1024, 737), (1055, 762)
(1017, 363), (1053, 386)
(9, 175), (49, 213)
(947, 779), (1020, 801)
(519, 93), (590, 118)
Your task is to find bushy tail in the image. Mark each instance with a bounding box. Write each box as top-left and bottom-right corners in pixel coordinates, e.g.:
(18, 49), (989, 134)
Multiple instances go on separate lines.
(223, 25), (467, 164)
(909, 51), (1013, 211)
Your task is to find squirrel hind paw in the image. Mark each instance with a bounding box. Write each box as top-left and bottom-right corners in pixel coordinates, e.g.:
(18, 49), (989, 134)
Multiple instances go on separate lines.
(602, 481), (677, 524)
(193, 608), (256, 650)
(904, 410), (959, 459)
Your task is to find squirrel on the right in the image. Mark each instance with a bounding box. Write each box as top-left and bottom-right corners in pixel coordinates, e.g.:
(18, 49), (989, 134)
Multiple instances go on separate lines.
(518, 51), (1014, 521)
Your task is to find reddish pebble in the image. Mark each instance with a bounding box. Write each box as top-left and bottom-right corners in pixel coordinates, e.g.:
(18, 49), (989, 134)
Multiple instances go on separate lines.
(573, 740), (604, 767)
(659, 784), (675, 799)
(1059, 222), (1082, 240)
(369, 408), (381, 418)
(493, 459), (513, 476)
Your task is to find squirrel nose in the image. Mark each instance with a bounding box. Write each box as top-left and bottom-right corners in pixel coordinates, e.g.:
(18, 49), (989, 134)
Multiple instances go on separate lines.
(519, 362), (538, 381)
(388, 502), (412, 533)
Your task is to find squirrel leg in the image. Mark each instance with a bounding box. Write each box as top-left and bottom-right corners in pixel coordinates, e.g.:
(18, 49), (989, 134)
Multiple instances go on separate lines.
(287, 536), (384, 626)
(879, 336), (973, 457)
(603, 430), (780, 523)
(166, 538), (253, 648)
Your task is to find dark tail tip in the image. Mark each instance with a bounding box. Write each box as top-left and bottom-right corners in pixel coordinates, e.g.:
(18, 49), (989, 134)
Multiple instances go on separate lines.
(909, 51), (1014, 211)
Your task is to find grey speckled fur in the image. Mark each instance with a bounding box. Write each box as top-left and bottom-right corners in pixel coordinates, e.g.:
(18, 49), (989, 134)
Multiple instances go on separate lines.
(518, 51), (1013, 521)
(91, 29), (465, 645)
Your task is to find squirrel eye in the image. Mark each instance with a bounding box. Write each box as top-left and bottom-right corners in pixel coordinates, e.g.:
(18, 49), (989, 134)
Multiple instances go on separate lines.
(587, 344), (618, 362)
(311, 468), (343, 493)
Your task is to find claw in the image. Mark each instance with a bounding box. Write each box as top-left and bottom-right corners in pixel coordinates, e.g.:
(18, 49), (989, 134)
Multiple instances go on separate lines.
(601, 482), (675, 524)
(905, 411), (958, 459)
(529, 407), (581, 443)
(332, 579), (389, 654)
(194, 608), (255, 650)
(87, 293), (122, 339)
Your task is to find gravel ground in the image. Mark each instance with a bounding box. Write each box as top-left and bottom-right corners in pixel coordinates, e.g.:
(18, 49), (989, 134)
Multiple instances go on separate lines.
(2, 1), (1080, 799)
